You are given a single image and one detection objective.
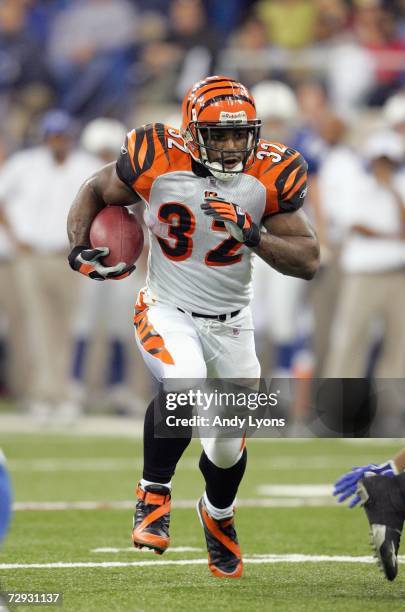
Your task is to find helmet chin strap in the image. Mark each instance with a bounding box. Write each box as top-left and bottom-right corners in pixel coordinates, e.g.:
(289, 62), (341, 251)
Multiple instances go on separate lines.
(206, 160), (242, 181)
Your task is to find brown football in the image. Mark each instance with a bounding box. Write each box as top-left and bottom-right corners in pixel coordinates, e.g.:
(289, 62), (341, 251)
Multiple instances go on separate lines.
(90, 206), (144, 266)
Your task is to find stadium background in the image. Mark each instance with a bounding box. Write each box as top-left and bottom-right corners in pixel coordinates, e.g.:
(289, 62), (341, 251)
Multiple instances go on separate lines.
(0, 2), (404, 610)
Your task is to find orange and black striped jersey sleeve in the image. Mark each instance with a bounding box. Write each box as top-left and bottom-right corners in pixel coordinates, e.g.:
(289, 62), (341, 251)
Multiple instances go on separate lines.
(116, 123), (175, 201)
(253, 143), (308, 219)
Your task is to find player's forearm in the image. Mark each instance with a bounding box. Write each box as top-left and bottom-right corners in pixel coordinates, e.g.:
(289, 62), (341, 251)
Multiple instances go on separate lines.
(67, 176), (107, 248)
(252, 232), (320, 280)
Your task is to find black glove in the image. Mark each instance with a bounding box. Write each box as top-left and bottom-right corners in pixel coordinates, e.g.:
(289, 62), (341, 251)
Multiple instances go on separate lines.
(201, 197), (261, 247)
(68, 246), (135, 281)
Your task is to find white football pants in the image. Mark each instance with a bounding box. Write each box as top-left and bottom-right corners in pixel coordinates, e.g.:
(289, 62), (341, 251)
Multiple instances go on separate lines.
(134, 290), (260, 468)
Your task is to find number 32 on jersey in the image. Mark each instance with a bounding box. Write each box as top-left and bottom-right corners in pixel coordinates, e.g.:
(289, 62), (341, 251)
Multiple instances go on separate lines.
(156, 202), (243, 267)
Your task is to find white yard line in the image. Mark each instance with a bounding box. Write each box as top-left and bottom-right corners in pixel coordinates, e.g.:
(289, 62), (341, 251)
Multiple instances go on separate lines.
(8, 458), (142, 472)
(257, 484), (333, 497)
(1, 554), (405, 570)
(91, 546), (203, 553)
(0, 415), (144, 437)
(13, 497), (337, 511)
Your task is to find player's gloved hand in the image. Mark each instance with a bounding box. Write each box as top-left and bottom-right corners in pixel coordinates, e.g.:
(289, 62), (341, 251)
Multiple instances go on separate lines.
(201, 196), (261, 247)
(333, 460), (398, 508)
(68, 246), (135, 281)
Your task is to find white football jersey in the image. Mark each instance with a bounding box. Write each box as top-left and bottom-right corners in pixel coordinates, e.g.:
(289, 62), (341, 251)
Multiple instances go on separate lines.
(116, 124), (307, 315)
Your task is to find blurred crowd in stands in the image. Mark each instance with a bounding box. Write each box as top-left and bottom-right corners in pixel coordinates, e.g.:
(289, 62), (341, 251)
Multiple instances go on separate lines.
(0, 0), (404, 148)
(0, 0), (404, 431)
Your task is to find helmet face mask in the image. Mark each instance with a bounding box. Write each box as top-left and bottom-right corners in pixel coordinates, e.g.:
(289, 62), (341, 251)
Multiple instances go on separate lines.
(181, 76), (261, 181)
(187, 122), (261, 179)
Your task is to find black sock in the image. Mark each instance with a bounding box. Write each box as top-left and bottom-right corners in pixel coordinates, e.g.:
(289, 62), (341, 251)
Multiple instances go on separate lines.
(142, 395), (192, 483)
(199, 448), (247, 509)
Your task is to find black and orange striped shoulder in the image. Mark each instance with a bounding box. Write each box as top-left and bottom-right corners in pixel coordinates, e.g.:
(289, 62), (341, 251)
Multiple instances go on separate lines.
(116, 123), (168, 187)
(251, 142), (308, 217)
(116, 123), (190, 201)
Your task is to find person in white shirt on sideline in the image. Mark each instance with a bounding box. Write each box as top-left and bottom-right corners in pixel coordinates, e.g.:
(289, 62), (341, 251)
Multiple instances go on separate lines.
(67, 118), (148, 418)
(325, 130), (405, 378)
(0, 110), (100, 422)
(0, 138), (20, 400)
(250, 81), (314, 380)
(314, 113), (364, 374)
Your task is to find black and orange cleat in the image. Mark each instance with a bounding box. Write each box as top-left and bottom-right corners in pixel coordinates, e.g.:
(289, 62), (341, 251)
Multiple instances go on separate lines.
(131, 484), (171, 555)
(196, 496), (243, 578)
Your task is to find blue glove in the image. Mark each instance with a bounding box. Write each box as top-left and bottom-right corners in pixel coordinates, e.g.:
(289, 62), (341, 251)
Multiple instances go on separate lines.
(333, 460), (398, 508)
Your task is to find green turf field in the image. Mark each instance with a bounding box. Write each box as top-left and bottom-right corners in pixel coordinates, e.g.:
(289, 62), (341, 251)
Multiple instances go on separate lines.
(0, 434), (404, 611)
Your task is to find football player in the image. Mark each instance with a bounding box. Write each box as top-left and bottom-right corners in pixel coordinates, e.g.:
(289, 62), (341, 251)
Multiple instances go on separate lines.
(334, 447), (405, 581)
(67, 76), (320, 578)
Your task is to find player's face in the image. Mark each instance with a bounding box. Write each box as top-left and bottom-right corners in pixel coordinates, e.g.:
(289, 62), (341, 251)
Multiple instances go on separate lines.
(204, 128), (248, 170)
